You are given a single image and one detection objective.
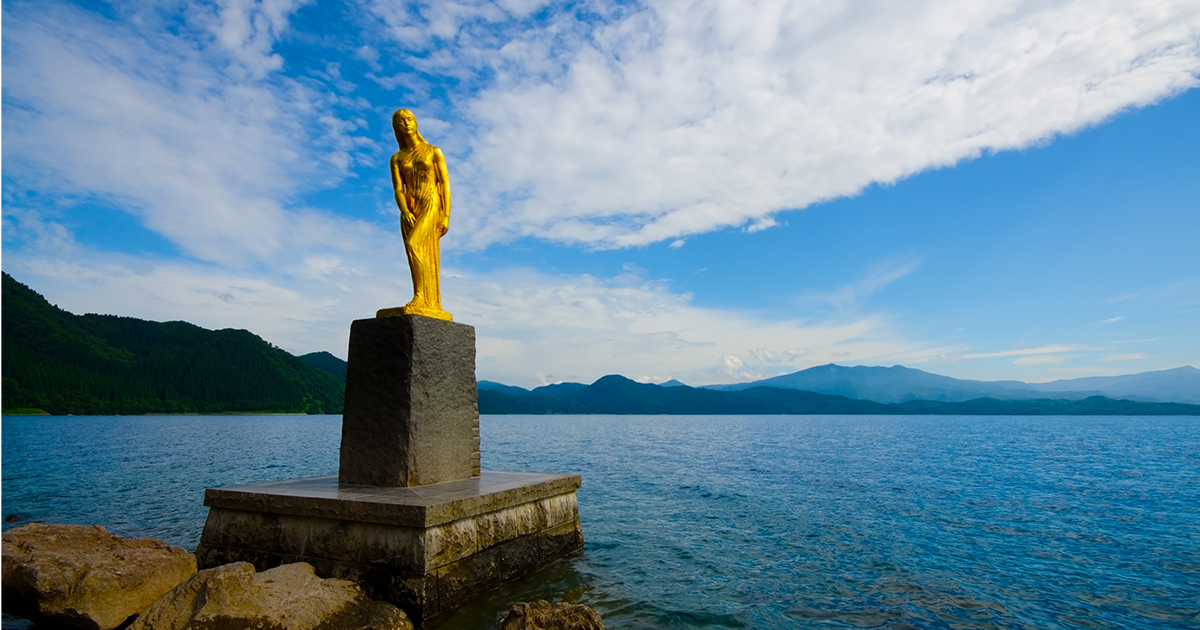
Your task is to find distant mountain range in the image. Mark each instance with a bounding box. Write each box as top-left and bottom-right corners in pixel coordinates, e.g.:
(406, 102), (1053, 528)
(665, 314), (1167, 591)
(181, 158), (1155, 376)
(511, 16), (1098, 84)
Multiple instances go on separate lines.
(306, 339), (1200, 415)
(702, 363), (1200, 404)
(5, 271), (1196, 416)
(2, 273), (344, 415)
(476, 374), (1199, 415)
(480, 363), (1199, 405)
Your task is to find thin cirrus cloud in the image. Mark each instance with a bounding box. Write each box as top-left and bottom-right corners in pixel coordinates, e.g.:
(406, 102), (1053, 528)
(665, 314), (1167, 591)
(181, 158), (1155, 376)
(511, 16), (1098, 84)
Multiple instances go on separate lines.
(795, 257), (923, 314)
(1105, 353), (1150, 361)
(961, 344), (1086, 360)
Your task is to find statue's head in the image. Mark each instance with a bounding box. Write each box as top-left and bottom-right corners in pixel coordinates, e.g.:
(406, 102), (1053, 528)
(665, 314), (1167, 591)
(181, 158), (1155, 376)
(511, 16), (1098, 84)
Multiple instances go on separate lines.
(392, 109), (424, 149)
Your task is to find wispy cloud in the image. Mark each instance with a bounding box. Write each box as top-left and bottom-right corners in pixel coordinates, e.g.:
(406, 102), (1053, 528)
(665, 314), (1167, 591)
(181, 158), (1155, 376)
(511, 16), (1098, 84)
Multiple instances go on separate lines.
(2, 1), (371, 267)
(1104, 277), (1200, 306)
(1105, 353), (1149, 361)
(1099, 316), (1125, 324)
(3, 0), (1197, 389)
(7, 0), (1199, 260)
(3, 249), (958, 388)
(961, 344), (1086, 360)
(1014, 355), (1067, 367)
(799, 256), (922, 313)
(961, 344), (1086, 368)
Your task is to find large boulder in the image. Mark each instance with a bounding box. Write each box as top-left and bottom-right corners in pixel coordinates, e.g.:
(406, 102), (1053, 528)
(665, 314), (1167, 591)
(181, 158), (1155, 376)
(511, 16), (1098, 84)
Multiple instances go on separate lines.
(128, 562), (412, 630)
(499, 600), (606, 630)
(1, 523), (196, 630)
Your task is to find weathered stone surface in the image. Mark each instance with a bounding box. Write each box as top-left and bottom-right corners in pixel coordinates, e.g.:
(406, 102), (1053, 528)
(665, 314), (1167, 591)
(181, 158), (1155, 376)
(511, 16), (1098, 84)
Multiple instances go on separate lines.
(339, 315), (480, 487)
(197, 486), (581, 574)
(195, 483), (584, 623)
(499, 601), (606, 630)
(128, 562), (412, 630)
(201, 471), (581, 528)
(1, 523), (196, 630)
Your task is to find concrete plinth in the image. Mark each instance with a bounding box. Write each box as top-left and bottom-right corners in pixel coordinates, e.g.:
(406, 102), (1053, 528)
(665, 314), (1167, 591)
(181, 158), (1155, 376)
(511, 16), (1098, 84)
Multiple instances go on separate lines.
(340, 315), (480, 487)
(195, 471), (582, 624)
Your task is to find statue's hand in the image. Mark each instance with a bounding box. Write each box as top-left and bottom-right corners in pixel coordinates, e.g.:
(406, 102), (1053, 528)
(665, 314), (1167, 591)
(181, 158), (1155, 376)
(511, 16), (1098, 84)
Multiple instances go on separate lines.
(438, 216), (449, 236)
(402, 209), (416, 231)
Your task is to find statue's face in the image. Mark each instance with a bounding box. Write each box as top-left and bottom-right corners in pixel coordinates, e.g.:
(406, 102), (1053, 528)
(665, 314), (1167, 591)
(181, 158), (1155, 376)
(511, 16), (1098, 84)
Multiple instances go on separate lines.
(396, 111), (417, 135)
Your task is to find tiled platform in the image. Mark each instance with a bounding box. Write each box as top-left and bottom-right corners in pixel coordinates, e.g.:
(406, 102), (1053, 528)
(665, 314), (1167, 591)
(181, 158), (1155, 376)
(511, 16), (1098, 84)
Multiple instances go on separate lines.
(195, 471), (583, 624)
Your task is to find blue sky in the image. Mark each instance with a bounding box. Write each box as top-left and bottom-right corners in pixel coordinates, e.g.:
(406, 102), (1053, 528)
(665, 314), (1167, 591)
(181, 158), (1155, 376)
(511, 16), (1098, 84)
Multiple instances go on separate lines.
(3, 0), (1198, 388)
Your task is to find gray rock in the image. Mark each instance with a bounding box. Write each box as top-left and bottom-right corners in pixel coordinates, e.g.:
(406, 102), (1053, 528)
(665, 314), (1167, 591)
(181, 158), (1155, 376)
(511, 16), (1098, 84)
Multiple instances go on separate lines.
(128, 562), (412, 630)
(1, 523), (196, 630)
(499, 600), (606, 630)
(339, 314), (480, 487)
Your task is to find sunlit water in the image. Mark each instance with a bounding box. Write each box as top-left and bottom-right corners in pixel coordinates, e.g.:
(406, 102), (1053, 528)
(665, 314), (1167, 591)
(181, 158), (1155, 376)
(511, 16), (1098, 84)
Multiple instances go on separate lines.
(3, 414), (1198, 629)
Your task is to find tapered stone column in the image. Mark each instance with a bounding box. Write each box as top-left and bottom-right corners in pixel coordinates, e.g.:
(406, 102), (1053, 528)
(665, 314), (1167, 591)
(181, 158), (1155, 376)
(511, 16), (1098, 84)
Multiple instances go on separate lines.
(339, 315), (480, 487)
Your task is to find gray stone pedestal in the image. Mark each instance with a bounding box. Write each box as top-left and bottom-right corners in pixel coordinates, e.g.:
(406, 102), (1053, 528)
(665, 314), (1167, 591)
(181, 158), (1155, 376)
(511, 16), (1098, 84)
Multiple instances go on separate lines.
(195, 472), (582, 623)
(194, 314), (584, 625)
(340, 316), (480, 487)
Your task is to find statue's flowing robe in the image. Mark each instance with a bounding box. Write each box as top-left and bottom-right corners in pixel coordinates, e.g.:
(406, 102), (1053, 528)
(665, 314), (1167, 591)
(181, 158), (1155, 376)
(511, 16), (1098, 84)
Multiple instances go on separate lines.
(398, 143), (446, 313)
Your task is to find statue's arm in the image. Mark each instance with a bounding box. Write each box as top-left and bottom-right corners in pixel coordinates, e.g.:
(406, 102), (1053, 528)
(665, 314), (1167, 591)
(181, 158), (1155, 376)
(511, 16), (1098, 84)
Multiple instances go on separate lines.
(434, 147), (451, 236)
(390, 154), (413, 228)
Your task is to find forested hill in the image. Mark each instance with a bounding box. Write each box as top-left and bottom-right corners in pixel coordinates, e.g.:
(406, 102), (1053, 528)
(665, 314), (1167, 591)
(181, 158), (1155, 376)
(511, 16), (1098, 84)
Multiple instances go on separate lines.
(1, 273), (344, 415)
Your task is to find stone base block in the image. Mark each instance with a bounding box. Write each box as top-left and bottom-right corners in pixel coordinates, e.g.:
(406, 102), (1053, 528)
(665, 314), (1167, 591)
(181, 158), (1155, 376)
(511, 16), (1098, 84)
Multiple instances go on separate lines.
(340, 315), (480, 487)
(194, 471), (582, 625)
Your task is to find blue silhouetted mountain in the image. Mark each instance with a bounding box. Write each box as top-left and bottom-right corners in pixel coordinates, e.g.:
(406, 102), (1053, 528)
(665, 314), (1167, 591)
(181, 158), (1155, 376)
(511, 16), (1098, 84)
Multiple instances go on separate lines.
(476, 374), (1200, 415)
(298, 351), (347, 381)
(478, 380), (533, 396)
(2, 272), (344, 415)
(478, 374), (896, 414)
(704, 363), (1198, 404)
(1029, 366), (1200, 403)
(477, 381), (589, 397)
(531, 382), (588, 397)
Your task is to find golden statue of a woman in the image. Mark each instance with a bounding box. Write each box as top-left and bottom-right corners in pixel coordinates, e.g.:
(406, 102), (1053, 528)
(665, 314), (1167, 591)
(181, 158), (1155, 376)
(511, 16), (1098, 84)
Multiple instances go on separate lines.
(378, 109), (453, 321)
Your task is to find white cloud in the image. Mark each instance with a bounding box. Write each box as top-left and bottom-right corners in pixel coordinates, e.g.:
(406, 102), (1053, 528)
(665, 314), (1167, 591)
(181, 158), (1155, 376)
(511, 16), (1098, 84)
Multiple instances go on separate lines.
(962, 344), (1085, 359)
(1, 207), (81, 259)
(1100, 316), (1125, 324)
(10, 0), (1198, 269)
(1105, 353), (1149, 361)
(1014, 354), (1067, 367)
(2, 2), (370, 268)
(798, 256), (922, 313)
(749, 347), (808, 364)
(205, 0), (312, 78)
(4, 0), (1197, 392)
(444, 266), (967, 386)
(2, 245), (959, 388)
(448, 0), (1200, 249)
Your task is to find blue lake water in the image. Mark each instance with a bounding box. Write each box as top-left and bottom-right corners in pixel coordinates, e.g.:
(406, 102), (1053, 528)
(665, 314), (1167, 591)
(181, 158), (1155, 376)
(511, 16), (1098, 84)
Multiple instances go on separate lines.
(2, 414), (1198, 629)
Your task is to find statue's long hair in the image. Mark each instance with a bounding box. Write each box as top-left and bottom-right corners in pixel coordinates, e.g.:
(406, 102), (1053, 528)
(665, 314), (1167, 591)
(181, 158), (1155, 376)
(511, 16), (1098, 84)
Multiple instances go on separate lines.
(392, 109), (429, 151)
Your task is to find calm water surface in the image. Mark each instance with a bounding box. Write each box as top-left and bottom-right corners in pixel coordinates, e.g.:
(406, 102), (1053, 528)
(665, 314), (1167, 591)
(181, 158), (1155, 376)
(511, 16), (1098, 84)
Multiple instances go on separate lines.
(3, 414), (1198, 629)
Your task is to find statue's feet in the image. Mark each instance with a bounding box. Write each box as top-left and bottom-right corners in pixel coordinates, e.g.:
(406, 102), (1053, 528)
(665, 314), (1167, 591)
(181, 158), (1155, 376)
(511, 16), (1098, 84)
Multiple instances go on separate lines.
(376, 303), (452, 321)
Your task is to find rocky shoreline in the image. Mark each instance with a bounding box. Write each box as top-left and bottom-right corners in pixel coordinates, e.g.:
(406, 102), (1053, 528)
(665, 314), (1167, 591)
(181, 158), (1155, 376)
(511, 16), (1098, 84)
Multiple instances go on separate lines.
(1, 524), (604, 630)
